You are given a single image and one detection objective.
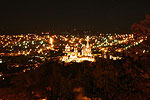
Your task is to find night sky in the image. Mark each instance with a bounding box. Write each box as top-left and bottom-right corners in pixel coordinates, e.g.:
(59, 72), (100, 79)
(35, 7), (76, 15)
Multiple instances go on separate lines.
(0, 0), (150, 34)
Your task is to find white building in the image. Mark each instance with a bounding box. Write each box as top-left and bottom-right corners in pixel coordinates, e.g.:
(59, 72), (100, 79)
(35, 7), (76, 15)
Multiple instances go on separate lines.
(61, 36), (95, 63)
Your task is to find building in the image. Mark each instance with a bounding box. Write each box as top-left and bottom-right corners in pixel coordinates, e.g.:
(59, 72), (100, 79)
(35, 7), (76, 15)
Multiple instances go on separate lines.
(61, 36), (95, 63)
(82, 36), (92, 57)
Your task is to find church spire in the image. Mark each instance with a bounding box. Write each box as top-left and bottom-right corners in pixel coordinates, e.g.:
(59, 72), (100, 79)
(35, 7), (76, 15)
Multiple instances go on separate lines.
(86, 36), (90, 48)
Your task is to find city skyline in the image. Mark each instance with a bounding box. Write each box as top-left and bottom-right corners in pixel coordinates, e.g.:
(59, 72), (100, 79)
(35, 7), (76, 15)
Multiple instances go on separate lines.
(0, 1), (150, 99)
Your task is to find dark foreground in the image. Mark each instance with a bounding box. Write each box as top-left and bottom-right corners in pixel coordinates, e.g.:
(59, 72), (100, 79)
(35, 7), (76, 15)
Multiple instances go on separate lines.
(0, 52), (150, 100)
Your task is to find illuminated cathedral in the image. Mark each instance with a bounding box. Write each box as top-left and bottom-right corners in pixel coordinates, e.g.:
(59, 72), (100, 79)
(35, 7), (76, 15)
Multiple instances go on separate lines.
(61, 36), (95, 63)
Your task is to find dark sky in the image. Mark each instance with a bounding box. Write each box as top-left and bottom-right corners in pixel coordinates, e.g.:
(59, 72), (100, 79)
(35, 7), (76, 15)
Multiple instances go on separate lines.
(0, 0), (150, 34)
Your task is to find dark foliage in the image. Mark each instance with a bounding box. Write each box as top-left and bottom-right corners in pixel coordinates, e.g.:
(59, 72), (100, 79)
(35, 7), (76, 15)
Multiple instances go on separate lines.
(0, 55), (149, 100)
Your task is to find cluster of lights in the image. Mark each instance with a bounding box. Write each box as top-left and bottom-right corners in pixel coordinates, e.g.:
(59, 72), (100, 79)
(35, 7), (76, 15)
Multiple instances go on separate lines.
(0, 34), (56, 56)
(0, 33), (147, 64)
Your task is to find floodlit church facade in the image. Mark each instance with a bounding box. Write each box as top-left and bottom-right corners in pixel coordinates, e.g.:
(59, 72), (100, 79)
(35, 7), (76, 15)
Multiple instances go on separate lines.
(61, 36), (95, 63)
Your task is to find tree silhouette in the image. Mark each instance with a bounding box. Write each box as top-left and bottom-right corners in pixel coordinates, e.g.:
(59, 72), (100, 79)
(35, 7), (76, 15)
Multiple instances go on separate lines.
(131, 14), (150, 39)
